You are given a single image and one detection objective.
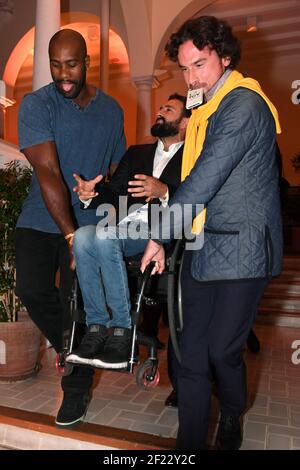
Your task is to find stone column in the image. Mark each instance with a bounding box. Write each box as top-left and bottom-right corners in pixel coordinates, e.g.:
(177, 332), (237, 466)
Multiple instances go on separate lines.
(0, 80), (15, 139)
(32, 0), (61, 91)
(133, 76), (154, 144)
(99, 0), (110, 92)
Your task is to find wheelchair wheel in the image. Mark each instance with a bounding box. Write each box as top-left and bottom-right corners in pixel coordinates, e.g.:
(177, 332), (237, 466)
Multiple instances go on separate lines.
(136, 359), (160, 390)
(55, 352), (75, 376)
(55, 351), (67, 375)
(167, 238), (185, 363)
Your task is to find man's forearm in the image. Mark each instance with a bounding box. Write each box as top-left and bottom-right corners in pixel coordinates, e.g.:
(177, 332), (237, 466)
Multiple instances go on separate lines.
(39, 173), (75, 236)
(22, 141), (76, 237)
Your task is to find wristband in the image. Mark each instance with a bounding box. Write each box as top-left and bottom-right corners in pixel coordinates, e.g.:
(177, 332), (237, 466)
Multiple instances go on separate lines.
(64, 233), (74, 246)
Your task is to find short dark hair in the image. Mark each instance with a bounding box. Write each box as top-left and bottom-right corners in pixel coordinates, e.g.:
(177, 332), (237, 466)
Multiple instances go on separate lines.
(49, 29), (87, 58)
(165, 16), (241, 69)
(168, 93), (192, 118)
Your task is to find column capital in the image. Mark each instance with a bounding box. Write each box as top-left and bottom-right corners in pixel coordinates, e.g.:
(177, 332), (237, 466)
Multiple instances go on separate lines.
(0, 80), (15, 108)
(132, 75), (155, 88)
(133, 75), (153, 144)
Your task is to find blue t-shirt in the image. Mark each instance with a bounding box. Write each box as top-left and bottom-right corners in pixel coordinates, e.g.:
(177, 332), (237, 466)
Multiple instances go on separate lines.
(17, 83), (126, 233)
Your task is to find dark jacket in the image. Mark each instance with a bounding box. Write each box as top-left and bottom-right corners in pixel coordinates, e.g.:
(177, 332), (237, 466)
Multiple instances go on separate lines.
(88, 142), (183, 224)
(162, 88), (283, 281)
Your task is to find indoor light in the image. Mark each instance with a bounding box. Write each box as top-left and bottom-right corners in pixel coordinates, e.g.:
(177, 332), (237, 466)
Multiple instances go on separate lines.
(246, 16), (257, 33)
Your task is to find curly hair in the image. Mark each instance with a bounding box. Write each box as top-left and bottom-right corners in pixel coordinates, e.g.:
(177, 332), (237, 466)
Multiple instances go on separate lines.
(165, 16), (241, 69)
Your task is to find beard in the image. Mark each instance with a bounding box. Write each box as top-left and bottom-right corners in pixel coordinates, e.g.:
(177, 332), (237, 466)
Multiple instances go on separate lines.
(54, 71), (86, 100)
(151, 117), (180, 138)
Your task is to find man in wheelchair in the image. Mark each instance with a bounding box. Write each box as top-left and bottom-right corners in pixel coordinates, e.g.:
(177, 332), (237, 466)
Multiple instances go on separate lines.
(66, 94), (191, 370)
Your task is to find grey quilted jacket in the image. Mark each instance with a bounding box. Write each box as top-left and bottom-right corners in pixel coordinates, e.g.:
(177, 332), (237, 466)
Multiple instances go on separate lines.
(162, 87), (283, 282)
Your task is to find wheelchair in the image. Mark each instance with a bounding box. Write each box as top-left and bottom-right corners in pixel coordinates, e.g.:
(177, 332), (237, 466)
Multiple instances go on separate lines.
(56, 238), (185, 390)
(56, 237), (260, 389)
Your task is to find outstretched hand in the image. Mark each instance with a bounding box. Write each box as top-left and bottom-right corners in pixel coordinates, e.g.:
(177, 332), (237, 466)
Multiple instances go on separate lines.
(140, 240), (165, 275)
(73, 173), (103, 201)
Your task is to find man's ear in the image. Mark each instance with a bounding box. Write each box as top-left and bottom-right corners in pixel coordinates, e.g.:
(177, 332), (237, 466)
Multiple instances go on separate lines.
(85, 55), (90, 69)
(180, 117), (190, 131)
(222, 56), (231, 68)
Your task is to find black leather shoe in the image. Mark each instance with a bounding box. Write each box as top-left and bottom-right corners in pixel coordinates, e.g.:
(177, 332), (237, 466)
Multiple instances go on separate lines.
(216, 415), (242, 450)
(247, 329), (260, 354)
(165, 389), (178, 408)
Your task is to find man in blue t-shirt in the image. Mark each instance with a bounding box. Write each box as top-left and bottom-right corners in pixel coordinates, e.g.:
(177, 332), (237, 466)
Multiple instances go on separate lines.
(15, 29), (125, 428)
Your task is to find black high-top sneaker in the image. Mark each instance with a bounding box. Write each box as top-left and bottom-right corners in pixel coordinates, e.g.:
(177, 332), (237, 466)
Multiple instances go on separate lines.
(92, 327), (132, 369)
(55, 392), (90, 428)
(66, 324), (108, 365)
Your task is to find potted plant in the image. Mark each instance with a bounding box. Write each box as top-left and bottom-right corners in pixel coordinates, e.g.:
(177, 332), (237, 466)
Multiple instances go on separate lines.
(0, 160), (41, 381)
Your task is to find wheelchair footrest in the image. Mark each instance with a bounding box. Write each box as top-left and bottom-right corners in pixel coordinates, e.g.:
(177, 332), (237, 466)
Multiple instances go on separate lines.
(66, 359), (130, 373)
(65, 354), (138, 372)
(64, 355), (160, 389)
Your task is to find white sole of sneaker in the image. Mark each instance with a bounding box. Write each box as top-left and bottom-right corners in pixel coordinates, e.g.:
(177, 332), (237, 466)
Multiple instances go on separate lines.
(66, 354), (93, 366)
(91, 358), (128, 369)
(55, 411), (86, 428)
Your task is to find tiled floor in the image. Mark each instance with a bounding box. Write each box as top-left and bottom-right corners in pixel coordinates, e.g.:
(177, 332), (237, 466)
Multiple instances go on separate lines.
(0, 322), (300, 449)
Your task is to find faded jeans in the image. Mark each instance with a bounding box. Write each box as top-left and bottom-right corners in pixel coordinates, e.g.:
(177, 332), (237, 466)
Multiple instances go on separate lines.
(73, 222), (149, 329)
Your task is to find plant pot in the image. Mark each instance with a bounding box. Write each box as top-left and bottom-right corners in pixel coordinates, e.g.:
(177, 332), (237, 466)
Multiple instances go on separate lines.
(0, 310), (41, 382)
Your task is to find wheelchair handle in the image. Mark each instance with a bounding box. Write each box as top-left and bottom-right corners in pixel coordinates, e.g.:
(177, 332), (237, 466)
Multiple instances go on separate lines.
(131, 262), (155, 325)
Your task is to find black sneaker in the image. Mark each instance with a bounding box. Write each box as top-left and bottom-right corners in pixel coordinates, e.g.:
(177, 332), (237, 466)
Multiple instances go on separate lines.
(55, 392), (90, 428)
(66, 324), (108, 365)
(92, 327), (132, 369)
(216, 414), (242, 450)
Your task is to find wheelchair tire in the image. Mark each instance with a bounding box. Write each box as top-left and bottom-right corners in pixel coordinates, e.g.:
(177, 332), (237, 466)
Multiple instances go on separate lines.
(55, 351), (67, 375)
(135, 359), (160, 390)
(62, 362), (75, 376)
(167, 238), (185, 363)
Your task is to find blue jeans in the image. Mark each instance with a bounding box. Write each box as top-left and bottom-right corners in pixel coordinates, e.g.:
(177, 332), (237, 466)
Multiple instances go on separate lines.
(73, 222), (149, 329)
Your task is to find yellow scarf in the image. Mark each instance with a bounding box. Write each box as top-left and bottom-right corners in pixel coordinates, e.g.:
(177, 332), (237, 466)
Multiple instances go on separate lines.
(182, 70), (281, 233)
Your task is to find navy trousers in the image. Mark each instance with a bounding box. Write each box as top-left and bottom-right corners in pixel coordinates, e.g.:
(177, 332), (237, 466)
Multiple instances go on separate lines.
(176, 250), (268, 450)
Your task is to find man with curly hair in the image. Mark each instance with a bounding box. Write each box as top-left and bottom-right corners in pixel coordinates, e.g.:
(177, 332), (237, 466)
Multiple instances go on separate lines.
(141, 16), (282, 450)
